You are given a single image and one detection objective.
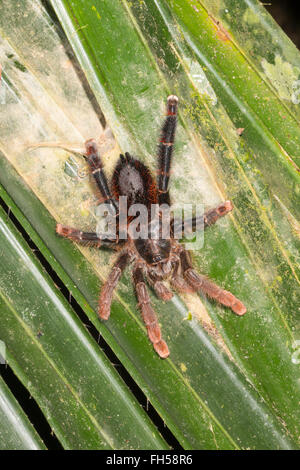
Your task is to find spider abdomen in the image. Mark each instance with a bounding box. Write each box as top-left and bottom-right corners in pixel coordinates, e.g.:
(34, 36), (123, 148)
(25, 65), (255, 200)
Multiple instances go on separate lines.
(112, 152), (157, 209)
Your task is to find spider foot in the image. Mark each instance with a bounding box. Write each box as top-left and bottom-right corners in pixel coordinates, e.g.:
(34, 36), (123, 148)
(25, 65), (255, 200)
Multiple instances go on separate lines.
(98, 292), (112, 320)
(218, 291), (247, 316)
(134, 269), (170, 359)
(153, 339), (169, 359)
(184, 268), (247, 316)
(56, 223), (77, 238)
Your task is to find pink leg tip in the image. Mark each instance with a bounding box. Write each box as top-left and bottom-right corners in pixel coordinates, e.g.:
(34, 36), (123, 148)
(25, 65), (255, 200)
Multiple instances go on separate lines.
(232, 301), (247, 316)
(154, 340), (170, 359)
(56, 223), (63, 234)
(98, 304), (110, 320)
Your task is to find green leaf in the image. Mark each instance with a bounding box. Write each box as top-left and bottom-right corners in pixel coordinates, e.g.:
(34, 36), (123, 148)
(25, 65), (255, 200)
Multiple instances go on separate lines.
(202, 0), (300, 120)
(0, 376), (46, 450)
(0, 203), (168, 449)
(161, 0), (300, 217)
(0, 0), (299, 449)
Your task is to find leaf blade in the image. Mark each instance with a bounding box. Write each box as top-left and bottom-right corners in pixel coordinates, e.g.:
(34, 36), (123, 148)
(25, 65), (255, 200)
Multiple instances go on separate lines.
(0, 0), (299, 450)
(0, 376), (46, 450)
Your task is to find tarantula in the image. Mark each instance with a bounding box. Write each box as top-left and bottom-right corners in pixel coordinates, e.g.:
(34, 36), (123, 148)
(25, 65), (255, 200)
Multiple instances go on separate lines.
(56, 95), (246, 358)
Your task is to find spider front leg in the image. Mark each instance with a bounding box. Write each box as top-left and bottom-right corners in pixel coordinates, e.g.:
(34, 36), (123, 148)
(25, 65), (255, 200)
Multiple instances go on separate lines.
(180, 249), (246, 315)
(133, 263), (169, 359)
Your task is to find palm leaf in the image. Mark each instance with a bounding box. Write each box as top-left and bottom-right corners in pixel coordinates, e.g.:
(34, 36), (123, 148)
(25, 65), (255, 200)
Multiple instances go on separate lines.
(0, 0), (299, 449)
(0, 376), (46, 450)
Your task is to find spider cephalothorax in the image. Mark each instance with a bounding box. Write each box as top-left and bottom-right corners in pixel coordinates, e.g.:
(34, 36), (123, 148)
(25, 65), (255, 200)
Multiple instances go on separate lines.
(56, 95), (246, 358)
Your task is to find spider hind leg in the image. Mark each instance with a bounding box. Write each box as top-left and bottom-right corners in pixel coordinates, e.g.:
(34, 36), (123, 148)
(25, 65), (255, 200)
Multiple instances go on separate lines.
(98, 251), (131, 320)
(133, 264), (169, 358)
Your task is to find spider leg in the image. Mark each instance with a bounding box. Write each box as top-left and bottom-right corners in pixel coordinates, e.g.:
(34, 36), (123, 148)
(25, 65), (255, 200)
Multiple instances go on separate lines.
(180, 249), (247, 315)
(98, 251), (131, 319)
(157, 95), (178, 205)
(146, 271), (173, 301)
(170, 257), (195, 293)
(56, 223), (119, 248)
(133, 263), (169, 358)
(85, 139), (118, 214)
(171, 201), (233, 237)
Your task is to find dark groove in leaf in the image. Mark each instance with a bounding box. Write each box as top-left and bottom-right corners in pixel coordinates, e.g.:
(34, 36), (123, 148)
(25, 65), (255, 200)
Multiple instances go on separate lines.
(1, 364), (62, 449)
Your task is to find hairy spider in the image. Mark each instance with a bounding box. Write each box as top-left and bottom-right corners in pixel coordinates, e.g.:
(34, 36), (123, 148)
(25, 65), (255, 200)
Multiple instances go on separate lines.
(56, 95), (246, 358)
